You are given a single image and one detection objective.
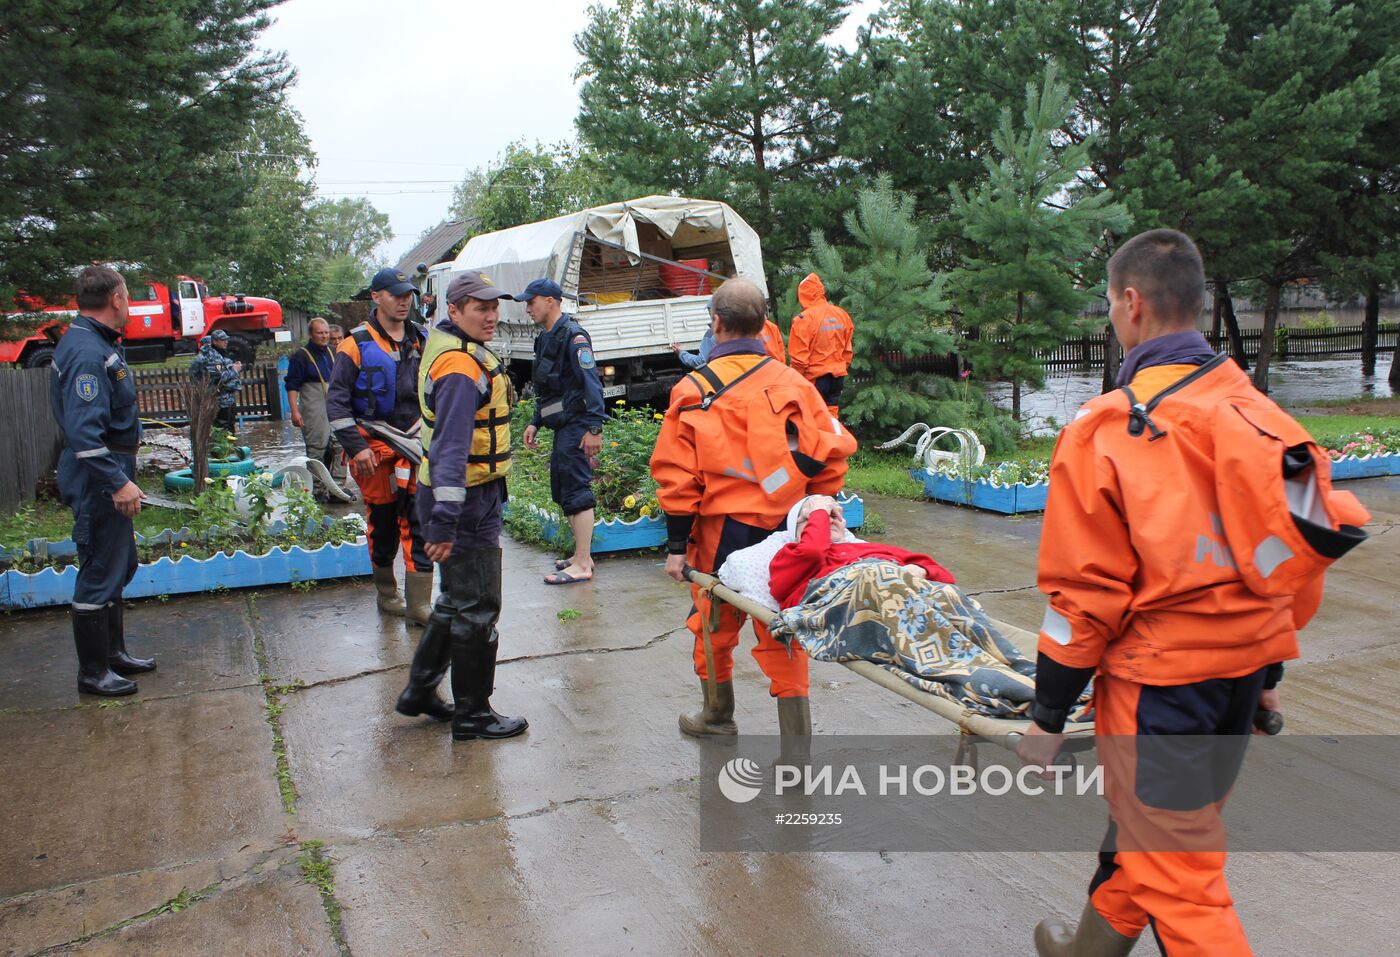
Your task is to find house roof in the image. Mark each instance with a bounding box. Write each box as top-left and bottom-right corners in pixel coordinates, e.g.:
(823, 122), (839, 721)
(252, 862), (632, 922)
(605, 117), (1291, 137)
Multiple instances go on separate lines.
(395, 220), (470, 276)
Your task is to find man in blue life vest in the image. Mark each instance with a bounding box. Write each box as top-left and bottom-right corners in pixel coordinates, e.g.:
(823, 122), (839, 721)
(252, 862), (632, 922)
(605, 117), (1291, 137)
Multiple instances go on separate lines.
(284, 317), (337, 485)
(326, 267), (432, 623)
(48, 265), (157, 696)
(395, 271), (527, 740)
(518, 278), (607, 585)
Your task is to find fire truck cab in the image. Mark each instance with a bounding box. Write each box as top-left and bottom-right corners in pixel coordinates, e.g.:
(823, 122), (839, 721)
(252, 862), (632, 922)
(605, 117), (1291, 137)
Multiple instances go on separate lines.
(1, 277), (284, 368)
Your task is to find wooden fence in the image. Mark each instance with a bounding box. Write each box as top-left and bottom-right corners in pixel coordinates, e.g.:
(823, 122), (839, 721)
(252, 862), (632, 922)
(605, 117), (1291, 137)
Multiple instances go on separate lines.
(134, 363), (284, 425)
(886, 323), (1398, 375)
(0, 368), (64, 512)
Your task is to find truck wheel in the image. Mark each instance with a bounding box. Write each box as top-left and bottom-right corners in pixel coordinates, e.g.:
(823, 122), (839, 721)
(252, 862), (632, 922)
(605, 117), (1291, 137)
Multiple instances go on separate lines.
(227, 334), (258, 366)
(22, 346), (55, 369)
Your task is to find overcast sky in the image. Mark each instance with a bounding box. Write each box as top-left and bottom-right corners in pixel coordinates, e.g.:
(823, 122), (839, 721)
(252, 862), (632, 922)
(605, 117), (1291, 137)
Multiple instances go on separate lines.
(260, 0), (877, 265)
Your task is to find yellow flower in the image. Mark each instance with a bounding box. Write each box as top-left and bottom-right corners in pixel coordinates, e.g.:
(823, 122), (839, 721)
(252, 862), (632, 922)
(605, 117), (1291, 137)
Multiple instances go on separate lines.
(616, 400), (625, 406)
(610, 441), (618, 448)
(640, 505), (653, 517)
(653, 413), (664, 421)
(624, 495), (637, 509)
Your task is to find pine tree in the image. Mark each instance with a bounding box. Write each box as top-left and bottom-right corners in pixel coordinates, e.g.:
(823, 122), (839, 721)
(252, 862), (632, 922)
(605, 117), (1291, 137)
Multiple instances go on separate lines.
(807, 175), (1015, 450)
(0, 0), (292, 312)
(950, 66), (1131, 421)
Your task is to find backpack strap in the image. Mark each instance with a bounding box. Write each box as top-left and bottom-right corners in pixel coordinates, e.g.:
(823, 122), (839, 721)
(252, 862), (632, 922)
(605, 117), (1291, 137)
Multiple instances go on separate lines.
(678, 357), (773, 413)
(1121, 353), (1230, 440)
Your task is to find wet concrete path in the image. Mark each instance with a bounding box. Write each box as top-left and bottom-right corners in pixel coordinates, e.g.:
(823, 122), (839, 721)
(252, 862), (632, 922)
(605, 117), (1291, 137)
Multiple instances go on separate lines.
(1, 478), (1397, 955)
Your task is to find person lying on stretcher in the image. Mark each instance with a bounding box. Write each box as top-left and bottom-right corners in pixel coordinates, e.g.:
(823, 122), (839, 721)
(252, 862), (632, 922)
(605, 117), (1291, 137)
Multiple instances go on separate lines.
(769, 495), (955, 608)
(716, 494), (1091, 721)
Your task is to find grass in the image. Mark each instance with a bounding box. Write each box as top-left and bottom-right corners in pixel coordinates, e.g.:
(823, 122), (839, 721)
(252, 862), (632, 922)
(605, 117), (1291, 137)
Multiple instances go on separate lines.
(557, 608), (582, 622)
(1297, 414), (1400, 440)
(0, 484), (198, 551)
(248, 596), (299, 814)
(297, 840), (347, 949)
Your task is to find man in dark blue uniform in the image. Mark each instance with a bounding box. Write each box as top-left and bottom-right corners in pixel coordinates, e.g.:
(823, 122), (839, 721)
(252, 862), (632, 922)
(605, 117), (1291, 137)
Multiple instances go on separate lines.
(518, 279), (607, 585)
(190, 329), (243, 433)
(48, 266), (156, 697)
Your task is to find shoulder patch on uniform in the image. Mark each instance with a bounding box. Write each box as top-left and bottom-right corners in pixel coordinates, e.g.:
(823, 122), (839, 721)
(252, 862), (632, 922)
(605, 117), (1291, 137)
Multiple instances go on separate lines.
(576, 345), (595, 369)
(76, 373), (99, 401)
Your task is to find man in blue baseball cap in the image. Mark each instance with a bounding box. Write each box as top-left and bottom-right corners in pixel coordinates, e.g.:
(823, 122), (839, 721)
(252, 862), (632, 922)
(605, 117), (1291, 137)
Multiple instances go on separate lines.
(518, 278), (607, 585)
(326, 265), (433, 624)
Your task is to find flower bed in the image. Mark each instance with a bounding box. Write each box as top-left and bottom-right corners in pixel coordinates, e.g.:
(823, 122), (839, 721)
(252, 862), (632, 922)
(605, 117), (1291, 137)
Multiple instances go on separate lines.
(502, 400), (866, 552)
(1323, 430), (1400, 480)
(2, 538), (371, 610)
(914, 428), (1399, 514)
(914, 468), (1048, 514)
(511, 492), (867, 554)
(1, 479), (368, 610)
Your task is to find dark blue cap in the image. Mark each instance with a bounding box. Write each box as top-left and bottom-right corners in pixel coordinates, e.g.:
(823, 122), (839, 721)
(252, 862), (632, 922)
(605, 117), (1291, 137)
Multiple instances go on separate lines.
(369, 267), (416, 296)
(513, 278), (564, 302)
(210, 329), (229, 341)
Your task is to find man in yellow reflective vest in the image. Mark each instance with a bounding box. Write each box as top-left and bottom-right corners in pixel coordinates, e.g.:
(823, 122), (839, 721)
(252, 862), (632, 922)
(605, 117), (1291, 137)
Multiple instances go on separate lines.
(395, 271), (528, 741)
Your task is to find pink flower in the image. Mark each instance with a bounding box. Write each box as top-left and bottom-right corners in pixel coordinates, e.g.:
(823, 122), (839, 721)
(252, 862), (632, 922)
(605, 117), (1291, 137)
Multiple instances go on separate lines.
(960, 370), (972, 379)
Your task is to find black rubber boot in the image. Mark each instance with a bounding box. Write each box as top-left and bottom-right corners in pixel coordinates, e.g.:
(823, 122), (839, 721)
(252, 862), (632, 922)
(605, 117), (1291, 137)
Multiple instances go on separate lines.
(395, 608), (453, 722)
(107, 601), (156, 675)
(443, 549), (527, 741)
(74, 607), (137, 697)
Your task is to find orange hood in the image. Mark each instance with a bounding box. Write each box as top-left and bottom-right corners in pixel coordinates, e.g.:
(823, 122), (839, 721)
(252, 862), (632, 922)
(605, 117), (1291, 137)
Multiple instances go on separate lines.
(797, 273), (827, 310)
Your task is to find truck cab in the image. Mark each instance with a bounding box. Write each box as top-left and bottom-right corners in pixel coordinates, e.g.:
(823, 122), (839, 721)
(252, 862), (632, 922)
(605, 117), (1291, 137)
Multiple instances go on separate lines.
(1, 276), (284, 368)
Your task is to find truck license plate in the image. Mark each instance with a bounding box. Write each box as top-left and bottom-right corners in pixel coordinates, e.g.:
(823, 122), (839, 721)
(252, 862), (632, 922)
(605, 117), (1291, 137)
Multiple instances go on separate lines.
(602, 384), (626, 398)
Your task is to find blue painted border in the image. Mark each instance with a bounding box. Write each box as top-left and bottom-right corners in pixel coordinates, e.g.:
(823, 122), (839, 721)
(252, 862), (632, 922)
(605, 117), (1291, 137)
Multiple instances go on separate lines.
(2, 538), (372, 610)
(913, 452), (1395, 515)
(1329, 453), (1400, 481)
(913, 469), (1048, 514)
(511, 493), (866, 553)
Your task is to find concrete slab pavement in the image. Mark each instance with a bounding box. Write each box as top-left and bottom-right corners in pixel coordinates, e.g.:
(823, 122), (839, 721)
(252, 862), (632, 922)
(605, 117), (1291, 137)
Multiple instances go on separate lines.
(0, 475), (1395, 955)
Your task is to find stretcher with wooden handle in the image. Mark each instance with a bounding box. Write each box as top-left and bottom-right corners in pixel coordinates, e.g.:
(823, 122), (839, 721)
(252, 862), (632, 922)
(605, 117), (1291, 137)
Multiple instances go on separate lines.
(684, 568), (1096, 762)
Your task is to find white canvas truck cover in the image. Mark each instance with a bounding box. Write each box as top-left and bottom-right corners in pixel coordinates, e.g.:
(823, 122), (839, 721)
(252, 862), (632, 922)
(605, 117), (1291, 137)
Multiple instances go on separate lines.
(450, 196), (767, 325)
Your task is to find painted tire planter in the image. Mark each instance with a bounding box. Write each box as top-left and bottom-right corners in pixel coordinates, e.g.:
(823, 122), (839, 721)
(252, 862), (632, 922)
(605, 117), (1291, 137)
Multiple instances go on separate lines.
(1328, 453), (1400, 481)
(509, 493), (866, 554)
(163, 447), (257, 490)
(914, 468), (1048, 515)
(2, 538), (371, 610)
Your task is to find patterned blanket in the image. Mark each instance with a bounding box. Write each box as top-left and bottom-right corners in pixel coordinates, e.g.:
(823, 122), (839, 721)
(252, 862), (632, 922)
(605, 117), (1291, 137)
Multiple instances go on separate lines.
(772, 559), (1093, 720)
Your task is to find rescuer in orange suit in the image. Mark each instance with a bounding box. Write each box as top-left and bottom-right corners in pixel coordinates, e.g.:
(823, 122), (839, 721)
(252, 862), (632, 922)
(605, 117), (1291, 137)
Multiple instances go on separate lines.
(1016, 229), (1370, 957)
(787, 272), (853, 415)
(651, 278), (858, 738)
(760, 316), (786, 363)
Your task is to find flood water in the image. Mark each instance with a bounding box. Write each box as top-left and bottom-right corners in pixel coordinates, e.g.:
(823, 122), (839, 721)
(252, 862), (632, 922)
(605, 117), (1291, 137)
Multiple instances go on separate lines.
(986, 357), (1395, 433)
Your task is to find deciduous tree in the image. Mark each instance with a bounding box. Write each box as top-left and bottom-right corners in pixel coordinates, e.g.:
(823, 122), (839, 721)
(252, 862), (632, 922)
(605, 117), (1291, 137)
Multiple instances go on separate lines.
(574, 0), (858, 284)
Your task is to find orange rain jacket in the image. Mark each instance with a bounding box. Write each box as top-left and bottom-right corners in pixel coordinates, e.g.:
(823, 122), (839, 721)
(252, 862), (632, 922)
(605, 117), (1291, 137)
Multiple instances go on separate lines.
(788, 274), (853, 380)
(651, 352), (857, 532)
(760, 318), (786, 364)
(1037, 357), (1369, 686)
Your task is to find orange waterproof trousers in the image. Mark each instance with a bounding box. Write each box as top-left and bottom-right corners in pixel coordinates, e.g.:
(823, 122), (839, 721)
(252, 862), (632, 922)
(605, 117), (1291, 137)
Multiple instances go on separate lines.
(686, 514), (808, 698)
(353, 436), (428, 573)
(1087, 671), (1262, 956)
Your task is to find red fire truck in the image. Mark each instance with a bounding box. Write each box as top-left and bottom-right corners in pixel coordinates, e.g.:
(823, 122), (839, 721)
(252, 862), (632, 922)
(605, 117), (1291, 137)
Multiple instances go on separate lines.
(0, 277), (285, 368)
